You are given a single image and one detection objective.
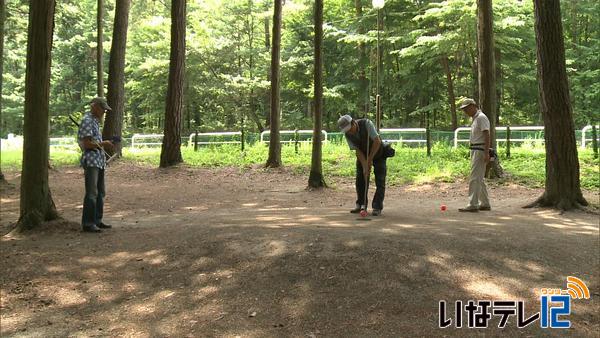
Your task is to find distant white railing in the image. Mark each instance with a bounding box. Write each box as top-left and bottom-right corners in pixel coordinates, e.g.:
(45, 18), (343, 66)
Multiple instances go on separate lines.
(187, 132), (242, 147)
(260, 130), (328, 143)
(581, 125), (599, 149)
(130, 134), (164, 149)
(380, 128), (427, 144)
(453, 126), (545, 148)
(49, 137), (78, 148)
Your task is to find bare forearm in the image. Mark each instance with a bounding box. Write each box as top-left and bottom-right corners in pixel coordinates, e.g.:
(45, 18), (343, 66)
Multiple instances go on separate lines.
(484, 131), (490, 150)
(369, 138), (381, 161)
(356, 150), (367, 166)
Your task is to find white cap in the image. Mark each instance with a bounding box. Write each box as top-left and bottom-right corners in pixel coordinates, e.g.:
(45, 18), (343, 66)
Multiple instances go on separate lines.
(459, 98), (477, 109)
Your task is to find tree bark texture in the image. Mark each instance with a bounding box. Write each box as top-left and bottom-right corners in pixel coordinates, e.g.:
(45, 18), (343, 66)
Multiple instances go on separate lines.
(102, 0), (131, 155)
(308, 0), (326, 188)
(527, 0), (587, 210)
(96, 0), (104, 96)
(17, 0), (58, 231)
(266, 0), (282, 168)
(160, 0), (185, 167)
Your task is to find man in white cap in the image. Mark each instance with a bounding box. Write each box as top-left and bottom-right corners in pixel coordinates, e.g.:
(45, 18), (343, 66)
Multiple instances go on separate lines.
(458, 98), (492, 212)
(338, 114), (387, 216)
(78, 97), (115, 232)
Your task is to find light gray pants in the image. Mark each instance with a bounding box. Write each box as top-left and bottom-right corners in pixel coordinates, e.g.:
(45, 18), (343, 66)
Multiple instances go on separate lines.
(468, 150), (490, 208)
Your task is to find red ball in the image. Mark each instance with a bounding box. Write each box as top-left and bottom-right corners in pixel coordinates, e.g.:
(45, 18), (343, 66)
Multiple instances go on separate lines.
(360, 210), (368, 217)
(440, 205), (447, 211)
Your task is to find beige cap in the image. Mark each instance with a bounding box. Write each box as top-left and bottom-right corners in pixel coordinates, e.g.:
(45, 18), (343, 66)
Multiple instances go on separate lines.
(459, 98), (477, 109)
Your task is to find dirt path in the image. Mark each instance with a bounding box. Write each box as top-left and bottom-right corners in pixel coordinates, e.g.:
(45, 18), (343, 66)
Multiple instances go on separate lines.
(1, 163), (598, 337)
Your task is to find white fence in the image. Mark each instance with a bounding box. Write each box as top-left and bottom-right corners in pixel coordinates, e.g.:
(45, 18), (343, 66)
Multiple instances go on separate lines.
(260, 130), (328, 143)
(130, 134), (164, 149)
(380, 128), (427, 144)
(581, 125), (599, 149)
(453, 126), (546, 148)
(187, 132), (242, 147)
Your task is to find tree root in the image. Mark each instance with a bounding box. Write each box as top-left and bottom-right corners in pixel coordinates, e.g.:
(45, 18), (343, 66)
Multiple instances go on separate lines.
(523, 193), (590, 214)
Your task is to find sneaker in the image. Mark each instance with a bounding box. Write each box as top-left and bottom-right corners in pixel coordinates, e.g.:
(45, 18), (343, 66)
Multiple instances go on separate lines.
(350, 206), (362, 214)
(82, 225), (102, 233)
(371, 209), (382, 216)
(458, 207), (479, 213)
(97, 222), (112, 229)
(479, 206), (492, 211)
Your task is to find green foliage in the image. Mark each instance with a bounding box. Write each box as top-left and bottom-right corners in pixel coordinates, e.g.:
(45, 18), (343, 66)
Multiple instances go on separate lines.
(1, 0), (598, 137)
(3, 144), (598, 190)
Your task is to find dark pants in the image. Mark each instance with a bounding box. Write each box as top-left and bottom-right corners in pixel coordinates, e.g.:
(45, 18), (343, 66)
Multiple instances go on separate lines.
(356, 157), (387, 210)
(82, 166), (105, 228)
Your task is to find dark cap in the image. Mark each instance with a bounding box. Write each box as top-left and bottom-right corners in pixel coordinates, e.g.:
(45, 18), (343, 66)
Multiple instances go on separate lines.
(90, 97), (112, 112)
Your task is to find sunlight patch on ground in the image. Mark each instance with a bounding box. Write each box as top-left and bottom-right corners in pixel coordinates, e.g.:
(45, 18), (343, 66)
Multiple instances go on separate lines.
(380, 228), (400, 234)
(463, 280), (518, 299)
(477, 221), (501, 226)
(265, 240), (287, 257)
(255, 216), (291, 221)
(45, 265), (67, 273)
(392, 223), (416, 228)
(45, 284), (88, 306)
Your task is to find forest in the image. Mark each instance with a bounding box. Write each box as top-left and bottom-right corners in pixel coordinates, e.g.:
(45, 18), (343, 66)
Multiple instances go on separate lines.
(2, 0), (598, 138)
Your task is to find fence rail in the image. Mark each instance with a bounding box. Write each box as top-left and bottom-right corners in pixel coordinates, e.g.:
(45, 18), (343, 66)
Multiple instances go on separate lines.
(187, 132), (242, 147)
(380, 128), (427, 144)
(259, 130), (328, 143)
(2, 125), (598, 151)
(453, 126), (546, 148)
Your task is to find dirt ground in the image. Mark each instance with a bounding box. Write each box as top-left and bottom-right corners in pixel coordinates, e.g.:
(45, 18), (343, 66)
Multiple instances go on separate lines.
(1, 163), (598, 337)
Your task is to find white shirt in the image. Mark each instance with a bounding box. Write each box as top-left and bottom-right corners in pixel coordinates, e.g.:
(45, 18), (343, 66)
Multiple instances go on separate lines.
(470, 110), (490, 145)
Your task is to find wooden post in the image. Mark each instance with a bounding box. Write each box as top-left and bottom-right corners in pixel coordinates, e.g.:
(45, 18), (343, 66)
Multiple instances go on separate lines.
(506, 125), (511, 159)
(294, 128), (299, 154)
(194, 130), (198, 151)
(592, 125), (598, 159)
(426, 111), (431, 157)
(241, 126), (245, 152)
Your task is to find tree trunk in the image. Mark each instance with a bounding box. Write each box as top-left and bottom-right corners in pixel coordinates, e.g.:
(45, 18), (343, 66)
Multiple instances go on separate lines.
(160, 0), (185, 168)
(266, 0), (282, 168)
(263, 6), (271, 128)
(308, 0), (326, 188)
(96, 0), (104, 96)
(16, 0), (58, 231)
(526, 0), (587, 210)
(0, 0), (5, 185)
(354, 0), (368, 115)
(440, 55), (457, 130)
(477, 0), (502, 178)
(102, 0), (131, 156)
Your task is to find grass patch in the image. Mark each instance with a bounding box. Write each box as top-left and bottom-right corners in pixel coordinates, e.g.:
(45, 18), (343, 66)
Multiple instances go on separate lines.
(2, 143), (598, 189)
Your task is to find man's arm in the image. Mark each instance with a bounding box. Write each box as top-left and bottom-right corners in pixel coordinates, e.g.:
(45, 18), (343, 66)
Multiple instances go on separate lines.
(368, 136), (381, 164)
(81, 137), (112, 151)
(483, 129), (490, 162)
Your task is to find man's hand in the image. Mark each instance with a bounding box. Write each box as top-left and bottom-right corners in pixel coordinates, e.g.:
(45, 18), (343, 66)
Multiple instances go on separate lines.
(100, 140), (114, 151)
(363, 160), (372, 179)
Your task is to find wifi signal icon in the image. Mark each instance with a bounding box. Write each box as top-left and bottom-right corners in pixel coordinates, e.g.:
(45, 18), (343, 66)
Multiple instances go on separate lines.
(566, 276), (590, 300)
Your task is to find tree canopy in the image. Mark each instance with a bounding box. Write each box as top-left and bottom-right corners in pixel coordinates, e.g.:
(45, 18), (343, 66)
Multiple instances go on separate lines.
(2, 0), (598, 138)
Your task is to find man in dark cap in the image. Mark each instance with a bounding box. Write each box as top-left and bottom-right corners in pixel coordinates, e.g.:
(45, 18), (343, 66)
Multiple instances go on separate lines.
(338, 114), (387, 216)
(78, 97), (114, 232)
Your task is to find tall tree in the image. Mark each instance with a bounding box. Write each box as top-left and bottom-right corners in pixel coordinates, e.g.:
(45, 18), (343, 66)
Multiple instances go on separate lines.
(354, 0), (368, 115)
(440, 55), (457, 130)
(159, 0), (185, 167)
(96, 0), (104, 96)
(308, 0), (326, 188)
(0, 0), (5, 184)
(17, 0), (58, 231)
(265, 0), (282, 168)
(477, 0), (502, 177)
(526, 0), (587, 210)
(102, 0), (131, 155)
